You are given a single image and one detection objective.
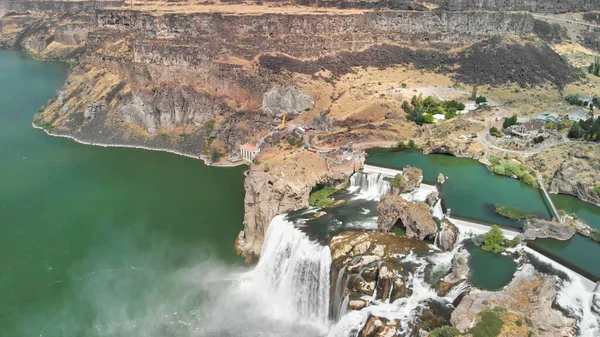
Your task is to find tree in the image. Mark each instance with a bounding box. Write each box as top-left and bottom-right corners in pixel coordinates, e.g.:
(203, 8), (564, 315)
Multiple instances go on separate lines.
(503, 114), (518, 129)
(210, 147), (222, 162)
(476, 96), (487, 104)
(480, 225), (506, 253)
(489, 127), (498, 135)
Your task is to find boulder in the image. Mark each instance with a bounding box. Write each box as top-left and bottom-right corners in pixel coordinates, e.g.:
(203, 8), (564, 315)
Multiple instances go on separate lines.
(437, 173), (446, 184)
(262, 85), (314, 117)
(450, 265), (576, 337)
(443, 248), (470, 284)
(359, 315), (400, 337)
(521, 218), (575, 241)
(437, 219), (459, 251)
(377, 195), (437, 240)
(391, 165), (422, 194)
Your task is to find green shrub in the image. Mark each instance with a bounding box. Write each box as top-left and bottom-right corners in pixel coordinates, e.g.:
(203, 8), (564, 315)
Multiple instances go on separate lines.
(390, 173), (406, 188)
(506, 236), (521, 248)
(503, 114), (518, 129)
(594, 185), (600, 195)
(480, 225), (506, 253)
(489, 156), (501, 166)
(476, 96), (487, 104)
(210, 147), (222, 162)
(471, 309), (504, 337)
(429, 326), (460, 337)
(489, 127), (499, 135)
(524, 317), (533, 328)
(401, 83), (407, 88)
(516, 319), (523, 327)
(309, 186), (338, 208)
(408, 139), (416, 148)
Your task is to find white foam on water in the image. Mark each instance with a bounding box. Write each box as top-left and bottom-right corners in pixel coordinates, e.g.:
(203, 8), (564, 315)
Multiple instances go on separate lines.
(349, 172), (391, 200)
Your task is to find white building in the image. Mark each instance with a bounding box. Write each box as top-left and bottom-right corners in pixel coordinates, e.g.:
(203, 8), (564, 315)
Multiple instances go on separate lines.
(566, 108), (589, 122)
(240, 143), (260, 162)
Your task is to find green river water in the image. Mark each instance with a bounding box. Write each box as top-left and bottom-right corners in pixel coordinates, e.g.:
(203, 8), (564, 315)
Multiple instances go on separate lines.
(366, 149), (600, 279)
(0, 51), (247, 336)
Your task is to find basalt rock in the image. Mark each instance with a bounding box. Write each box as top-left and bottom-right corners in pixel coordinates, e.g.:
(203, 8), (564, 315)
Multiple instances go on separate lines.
(392, 165), (422, 195)
(329, 231), (428, 319)
(437, 219), (459, 251)
(377, 195), (437, 240)
(521, 218), (575, 241)
(443, 248), (470, 284)
(451, 264), (576, 337)
(262, 85), (314, 117)
(359, 315), (400, 337)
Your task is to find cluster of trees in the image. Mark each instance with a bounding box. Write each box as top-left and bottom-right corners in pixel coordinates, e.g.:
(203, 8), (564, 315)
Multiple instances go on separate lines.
(567, 116), (600, 141)
(475, 96), (487, 104)
(402, 95), (466, 125)
(488, 156), (537, 186)
(502, 114), (518, 129)
(590, 57), (600, 77)
(473, 225), (521, 253)
(566, 94), (599, 110)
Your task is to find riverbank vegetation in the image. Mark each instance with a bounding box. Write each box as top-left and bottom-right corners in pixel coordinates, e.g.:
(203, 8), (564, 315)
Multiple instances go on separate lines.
(488, 156), (536, 187)
(471, 307), (505, 337)
(402, 94), (466, 125)
(474, 225), (521, 253)
(429, 326), (460, 337)
(494, 204), (535, 220)
(567, 115), (600, 141)
(309, 186), (338, 208)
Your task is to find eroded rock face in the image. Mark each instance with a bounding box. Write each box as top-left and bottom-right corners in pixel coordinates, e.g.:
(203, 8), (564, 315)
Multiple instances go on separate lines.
(521, 218), (575, 241)
(443, 248), (470, 284)
(450, 264), (576, 337)
(262, 85), (314, 117)
(392, 165), (422, 195)
(359, 315), (400, 337)
(377, 195), (437, 240)
(329, 231), (428, 319)
(437, 219), (459, 251)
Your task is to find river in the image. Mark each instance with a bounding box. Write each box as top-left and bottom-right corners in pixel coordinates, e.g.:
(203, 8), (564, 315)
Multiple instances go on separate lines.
(0, 50), (255, 336)
(366, 149), (600, 279)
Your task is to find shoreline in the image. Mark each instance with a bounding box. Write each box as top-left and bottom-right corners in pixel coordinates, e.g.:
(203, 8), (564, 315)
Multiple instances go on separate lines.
(368, 148), (600, 208)
(31, 123), (248, 168)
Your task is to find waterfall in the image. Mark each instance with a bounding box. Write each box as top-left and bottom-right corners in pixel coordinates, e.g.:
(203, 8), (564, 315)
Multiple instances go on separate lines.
(253, 215), (332, 329)
(327, 252), (441, 337)
(445, 281), (470, 303)
(523, 247), (600, 336)
(349, 172), (391, 200)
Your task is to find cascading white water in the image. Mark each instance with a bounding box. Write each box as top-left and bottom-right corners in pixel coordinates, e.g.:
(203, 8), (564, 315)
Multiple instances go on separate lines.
(327, 252), (442, 337)
(253, 215), (332, 330)
(523, 247), (600, 336)
(349, 172), (391, 200)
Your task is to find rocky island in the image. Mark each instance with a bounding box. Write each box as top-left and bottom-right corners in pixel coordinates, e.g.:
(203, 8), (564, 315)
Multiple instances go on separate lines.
(1, 0), (600, 336)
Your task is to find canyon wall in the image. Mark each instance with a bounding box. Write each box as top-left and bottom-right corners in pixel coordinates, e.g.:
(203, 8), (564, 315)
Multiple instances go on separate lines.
(8, 1), (124, 12)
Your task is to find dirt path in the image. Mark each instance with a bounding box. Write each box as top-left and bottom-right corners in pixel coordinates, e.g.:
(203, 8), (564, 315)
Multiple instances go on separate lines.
(476, 130), (571, 156)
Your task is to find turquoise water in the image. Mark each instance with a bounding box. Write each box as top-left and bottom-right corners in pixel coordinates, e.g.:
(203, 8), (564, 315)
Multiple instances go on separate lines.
(366, 150), (600, 279)
(0, 50), (247, 336)
(466, 243), (517, 290)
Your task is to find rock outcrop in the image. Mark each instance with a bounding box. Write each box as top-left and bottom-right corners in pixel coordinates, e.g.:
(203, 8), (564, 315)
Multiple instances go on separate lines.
(391, 165), (422, 194)
(329, 231), (428, 320)
(521, 218), (576, 241)
(437, 219), (459, 251)
(377, 195), (437, 240)
(451, 264), (576, 337)
(262, 85), (314, 117)
(359, 315), (400, 337)
(529, 143), (600, 207)
(443, 248), (470, 284)
(237, 150), (362, 263)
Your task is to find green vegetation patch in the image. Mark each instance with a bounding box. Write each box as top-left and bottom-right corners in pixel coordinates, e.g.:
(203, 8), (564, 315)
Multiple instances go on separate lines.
(494, 204), (535, 220)
(402, 94), (466, 125)
(502, 114), (518, 129)
(309, 186), (338, 208)
(488, 159), (536, 187)
(594, 185), (600, 195)
(429, 325), (460, 337)
(389, 173), (406, 189)
(471, 307), (505, 337)
(392, 227), (406, 237)
(474, 225), (522, 253)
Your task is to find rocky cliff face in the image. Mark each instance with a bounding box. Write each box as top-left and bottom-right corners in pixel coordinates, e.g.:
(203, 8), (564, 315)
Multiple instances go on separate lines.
(528, 143), (600, 206)
(236, 150), (362, 262)
(434, 0), (598, 13)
